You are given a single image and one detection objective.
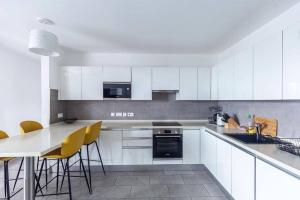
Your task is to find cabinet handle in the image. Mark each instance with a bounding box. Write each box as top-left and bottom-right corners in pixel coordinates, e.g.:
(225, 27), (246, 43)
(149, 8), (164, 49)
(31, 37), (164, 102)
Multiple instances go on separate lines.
(122, 137), (152, 140)
(154, 136), (181, 138)
(122, 146), (152, 149)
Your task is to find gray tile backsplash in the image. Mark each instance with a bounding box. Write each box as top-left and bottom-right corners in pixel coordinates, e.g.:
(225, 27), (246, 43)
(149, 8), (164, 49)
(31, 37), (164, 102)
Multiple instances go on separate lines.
(219, 101), (300, 137)
(65, 100), (217, 120)
(50, 90), (66, 124)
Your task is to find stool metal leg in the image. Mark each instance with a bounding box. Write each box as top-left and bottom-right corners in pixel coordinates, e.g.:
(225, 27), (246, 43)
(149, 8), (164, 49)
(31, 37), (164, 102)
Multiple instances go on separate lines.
(13, 158), (23, 191)
(95, 141), (106, 175)
(78, 151), (92, 194)
(4, 161), (7, 198)
(56, 159), (60, 194)
(66, 158), (72, 200)
(86, 144), (92, 189)
(5, 161), (11, 200)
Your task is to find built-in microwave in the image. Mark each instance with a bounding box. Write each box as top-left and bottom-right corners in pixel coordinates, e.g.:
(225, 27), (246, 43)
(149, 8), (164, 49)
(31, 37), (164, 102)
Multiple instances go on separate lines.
(103, 82), (131, 100)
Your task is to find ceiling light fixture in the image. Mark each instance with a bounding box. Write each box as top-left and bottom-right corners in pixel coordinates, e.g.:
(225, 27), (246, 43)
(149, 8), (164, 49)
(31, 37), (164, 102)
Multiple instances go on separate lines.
(28, 17), (60, 57)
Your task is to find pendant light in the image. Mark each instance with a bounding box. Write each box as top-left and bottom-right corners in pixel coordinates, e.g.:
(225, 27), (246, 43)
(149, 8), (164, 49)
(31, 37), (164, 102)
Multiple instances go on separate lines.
(28, 17), (60, 57)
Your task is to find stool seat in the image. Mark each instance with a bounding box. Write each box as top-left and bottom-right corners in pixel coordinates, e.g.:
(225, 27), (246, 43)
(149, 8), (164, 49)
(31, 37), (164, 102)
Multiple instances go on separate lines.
(0, 157), (14, 161)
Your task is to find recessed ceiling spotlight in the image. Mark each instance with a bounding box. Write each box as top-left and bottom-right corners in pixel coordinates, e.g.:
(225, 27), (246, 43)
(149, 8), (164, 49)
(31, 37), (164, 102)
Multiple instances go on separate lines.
(36, 17), (54, 25)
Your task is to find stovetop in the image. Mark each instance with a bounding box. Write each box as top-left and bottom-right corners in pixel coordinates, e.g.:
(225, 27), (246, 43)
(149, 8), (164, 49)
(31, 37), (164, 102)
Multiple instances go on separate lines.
(152, 122), (182, 126)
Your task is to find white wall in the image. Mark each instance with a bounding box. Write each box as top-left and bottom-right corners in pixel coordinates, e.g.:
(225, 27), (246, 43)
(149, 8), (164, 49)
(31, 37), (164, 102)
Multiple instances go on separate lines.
(218, 2), (300, 60)
(0, 45), (41, 136)
(58, 52), (217, 67)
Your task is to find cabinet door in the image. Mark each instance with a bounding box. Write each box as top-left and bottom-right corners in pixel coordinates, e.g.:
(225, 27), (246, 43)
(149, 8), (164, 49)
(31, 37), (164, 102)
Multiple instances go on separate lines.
(216, 139), (232, 193)
(211, 66), (219, 100)
(177, 67), (198, 100)
(183, 129), (200, 164)
(198, 67), (211, 100)
(218, 57), (235, 100)
(202, 130), (217, 176)
(103, 66), (131, 82)
(152, 67), (180, 90)
(234, 48), (254, 100)
(99, 130), (122, 165)
(82, 66), (102, 100)
(59, 66), (82, 100)
(283, 23), (300, 99)
(123, 148), (152, 165)
(231, 146), (255, 200)
(256, 159), (300, 200)
(254, 31), (283, 100)
(131, 67), (152, 100)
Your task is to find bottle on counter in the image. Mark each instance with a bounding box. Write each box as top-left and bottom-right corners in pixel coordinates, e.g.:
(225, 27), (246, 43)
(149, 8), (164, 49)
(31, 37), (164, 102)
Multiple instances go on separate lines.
(247, 114), (256, 134)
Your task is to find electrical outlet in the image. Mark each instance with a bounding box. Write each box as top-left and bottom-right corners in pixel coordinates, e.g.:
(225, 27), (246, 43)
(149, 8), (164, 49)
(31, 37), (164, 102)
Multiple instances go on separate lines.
(110, 112), (115, 117)
(116, 112), (122, 117)
(57, 113), (64, 119)
(128, 112), (134, 117)
(122, 112), (127, 117)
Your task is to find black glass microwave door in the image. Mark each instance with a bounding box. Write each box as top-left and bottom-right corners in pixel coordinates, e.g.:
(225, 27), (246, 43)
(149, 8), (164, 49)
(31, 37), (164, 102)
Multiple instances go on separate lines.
(104, 88), (123, 98)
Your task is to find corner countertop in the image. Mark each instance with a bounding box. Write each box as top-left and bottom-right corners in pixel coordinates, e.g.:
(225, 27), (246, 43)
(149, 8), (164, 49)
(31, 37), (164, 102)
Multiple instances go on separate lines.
(87, 119), (300, 179)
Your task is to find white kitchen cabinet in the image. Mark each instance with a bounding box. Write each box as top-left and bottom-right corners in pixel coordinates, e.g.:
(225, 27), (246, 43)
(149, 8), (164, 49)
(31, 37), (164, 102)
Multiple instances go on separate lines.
(231, 146), (255, 200)
(283, 22), (300, 99)
(82, 66), (102, 100)
(131, 67), (152, 100)
(218, 57), (235, 100)
(152, 67), (180, 91)
(197, 67), (211, 100)
(99, 130), (122, 165)
(201, 130), (217, 176)
(183, 129), (200, 164)
(211, 65), (219, 100)
(177, 67), (198, 100)
(59, 66), (82, 100)
(256, 159), (300, 200)
(123, 148), (152, 165)
(102, 66), (131, 82)
(216, 138), (232, 193)
(234, 48), (254, 100)
(254, 31), (283, 100)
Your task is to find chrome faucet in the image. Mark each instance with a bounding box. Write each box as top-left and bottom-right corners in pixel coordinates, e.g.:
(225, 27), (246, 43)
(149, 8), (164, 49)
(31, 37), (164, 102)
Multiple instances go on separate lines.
(255, 123), (263, 140)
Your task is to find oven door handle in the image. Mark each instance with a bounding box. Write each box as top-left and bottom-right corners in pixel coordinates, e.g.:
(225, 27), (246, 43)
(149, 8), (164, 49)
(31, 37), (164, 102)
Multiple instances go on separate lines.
(154, 135), (182, 138)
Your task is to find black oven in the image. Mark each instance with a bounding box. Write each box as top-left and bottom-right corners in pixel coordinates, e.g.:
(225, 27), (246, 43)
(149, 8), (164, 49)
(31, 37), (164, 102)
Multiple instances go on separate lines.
(153, 133), (183, 159)
(103, 82), (131, 99)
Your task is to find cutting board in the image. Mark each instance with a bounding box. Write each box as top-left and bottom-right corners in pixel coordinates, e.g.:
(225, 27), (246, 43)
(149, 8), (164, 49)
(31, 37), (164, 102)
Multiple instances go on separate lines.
(254, 116), (278, 137)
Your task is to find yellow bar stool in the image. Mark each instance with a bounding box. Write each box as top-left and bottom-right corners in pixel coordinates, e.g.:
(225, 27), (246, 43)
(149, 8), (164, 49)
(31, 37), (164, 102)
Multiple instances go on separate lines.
(0, 130), (23, 199)
(17, 120), (48, 190)
(36, 127), (91, 200)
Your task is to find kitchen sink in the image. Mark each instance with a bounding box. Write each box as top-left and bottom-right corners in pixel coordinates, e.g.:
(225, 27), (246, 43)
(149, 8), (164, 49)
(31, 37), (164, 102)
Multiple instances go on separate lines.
(225, 134), (276, 144)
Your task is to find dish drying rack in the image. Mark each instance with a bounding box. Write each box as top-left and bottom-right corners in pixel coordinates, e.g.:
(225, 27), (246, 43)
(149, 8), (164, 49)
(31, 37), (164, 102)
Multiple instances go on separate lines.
(274, 137), (300, 156)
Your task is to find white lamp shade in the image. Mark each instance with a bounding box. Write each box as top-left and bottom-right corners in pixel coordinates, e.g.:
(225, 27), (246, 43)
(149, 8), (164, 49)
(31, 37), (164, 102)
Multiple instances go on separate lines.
(28, 29), (60, 57)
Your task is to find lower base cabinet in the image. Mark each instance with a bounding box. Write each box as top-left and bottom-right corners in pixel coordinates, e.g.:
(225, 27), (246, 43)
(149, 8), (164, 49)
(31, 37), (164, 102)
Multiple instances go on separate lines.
(256, 158), (300, 200)
(99, 130), (123, 165)
(216, 139), (232, 193)
(201, 130), (217, 176)
(183, 129), (200, 164)
(123, 148), (152, 165)
(231, 146), (255, 200)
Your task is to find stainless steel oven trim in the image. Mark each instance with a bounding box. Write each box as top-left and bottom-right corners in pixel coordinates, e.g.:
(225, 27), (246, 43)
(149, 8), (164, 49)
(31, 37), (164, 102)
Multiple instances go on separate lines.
(103, 98), (131, 100)
(154, 135), (182, 138)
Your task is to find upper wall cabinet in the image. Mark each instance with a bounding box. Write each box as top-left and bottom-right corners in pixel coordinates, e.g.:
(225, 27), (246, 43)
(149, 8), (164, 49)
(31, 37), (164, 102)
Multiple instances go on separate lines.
(283, 23), (300, 99)
(176, 67), (198, 100)
(152, 67), (180, 91)
(59, 66), (82, 100)
(102, 66), (131, 82)
(132, 67), (152, 100)
(198, 67), (211, 100)
(211, 65), (219, 100)
(254, 31), (283, 100)
(82, 66), (103, 100)
(218, 57), (235, 100)
(233, 48), (254, 100)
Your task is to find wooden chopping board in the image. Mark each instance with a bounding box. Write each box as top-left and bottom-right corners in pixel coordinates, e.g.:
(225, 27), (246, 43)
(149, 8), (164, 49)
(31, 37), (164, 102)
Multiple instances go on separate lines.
(254, 116), (278, 137)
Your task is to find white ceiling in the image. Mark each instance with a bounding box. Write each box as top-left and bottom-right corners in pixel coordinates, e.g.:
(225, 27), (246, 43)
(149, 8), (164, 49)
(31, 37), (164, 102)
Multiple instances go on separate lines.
(0, 0), (299, 54)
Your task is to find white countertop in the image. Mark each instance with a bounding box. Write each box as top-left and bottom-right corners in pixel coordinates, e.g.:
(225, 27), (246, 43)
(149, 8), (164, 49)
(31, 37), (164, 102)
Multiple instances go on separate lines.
(0, 121), (93, 157)
(99, 119), (300, 179)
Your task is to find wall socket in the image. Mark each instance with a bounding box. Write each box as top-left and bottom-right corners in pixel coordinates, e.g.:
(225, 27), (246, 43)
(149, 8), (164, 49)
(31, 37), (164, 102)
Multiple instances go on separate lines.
(116, 112), (123, 117)
(128, 112), (134, 117)
(110, 112), (115, 117)
(110, 112), (134, 117)
(57, 113), (64, 119)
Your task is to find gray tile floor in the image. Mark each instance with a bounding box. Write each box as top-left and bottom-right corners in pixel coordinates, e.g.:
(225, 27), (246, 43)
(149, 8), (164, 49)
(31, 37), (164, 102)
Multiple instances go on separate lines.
(0, 161), (230, 200)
